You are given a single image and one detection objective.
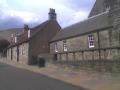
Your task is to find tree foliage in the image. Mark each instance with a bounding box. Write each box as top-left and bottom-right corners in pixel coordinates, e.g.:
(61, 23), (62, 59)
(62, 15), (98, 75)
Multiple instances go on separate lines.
(0, 39), (10, 52)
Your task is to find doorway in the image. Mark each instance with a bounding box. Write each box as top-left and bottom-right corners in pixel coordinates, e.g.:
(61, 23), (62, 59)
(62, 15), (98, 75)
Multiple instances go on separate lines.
(54, 54), (57, 61)
(17, 46), (19, 62)
(11, 48), (13, 60)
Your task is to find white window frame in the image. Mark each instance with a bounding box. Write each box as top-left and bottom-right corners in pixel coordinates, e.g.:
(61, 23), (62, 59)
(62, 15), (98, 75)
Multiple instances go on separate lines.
(63, 40), (67, 51)
(20, 46), (23, 55)
(88, 34), (95, 48)
(28, 30), (31, 38)
(54, 43), (58, 52)
(20, 44), (25, 55)
(15, 36), (17, 43)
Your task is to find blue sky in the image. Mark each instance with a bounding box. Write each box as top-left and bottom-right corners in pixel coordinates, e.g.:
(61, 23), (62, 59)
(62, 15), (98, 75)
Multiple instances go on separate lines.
(0, 0), (95, 30)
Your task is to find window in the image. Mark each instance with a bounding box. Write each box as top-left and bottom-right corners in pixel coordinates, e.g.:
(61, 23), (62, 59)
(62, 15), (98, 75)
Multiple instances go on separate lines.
(28, 30), (31, 38)
(20, 47), (23, 55)
(63, 40), (67, 51)
(7, 50), (9, 56)
(15, 36), (17, 43)
(88, 34), (95, 48)
(20, 44), (24, 55)
(54, 43), (58, 52)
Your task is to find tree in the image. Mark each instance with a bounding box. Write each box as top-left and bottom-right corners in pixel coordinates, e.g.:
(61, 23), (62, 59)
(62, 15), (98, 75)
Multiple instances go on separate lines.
(0, 39), (10, 53)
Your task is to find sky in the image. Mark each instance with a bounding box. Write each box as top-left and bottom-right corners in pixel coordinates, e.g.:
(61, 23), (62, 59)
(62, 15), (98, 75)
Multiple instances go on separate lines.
(0, 0), (95, 30)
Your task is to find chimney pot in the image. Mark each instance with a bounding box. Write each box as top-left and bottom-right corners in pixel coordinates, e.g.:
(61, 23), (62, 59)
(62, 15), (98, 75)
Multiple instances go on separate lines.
(49, 8), (56, 20)
(24, 24), (29, 33)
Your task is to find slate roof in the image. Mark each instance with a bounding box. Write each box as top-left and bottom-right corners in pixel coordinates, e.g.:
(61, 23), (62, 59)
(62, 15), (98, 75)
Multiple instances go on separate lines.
(17, 31), (28, 44)
(30, 20), (50, 38)
(8, 20), (60, 47)
(51, 11), (111, 42)
(14, 20), (50, 45)
(89, 0), (105, 17)
(30, 20), (60, 39)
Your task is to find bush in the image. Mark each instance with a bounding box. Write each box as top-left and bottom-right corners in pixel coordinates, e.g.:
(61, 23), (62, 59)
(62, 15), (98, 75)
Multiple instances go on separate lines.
(37, 57), (45, 67)
(29, 56), (38, 65)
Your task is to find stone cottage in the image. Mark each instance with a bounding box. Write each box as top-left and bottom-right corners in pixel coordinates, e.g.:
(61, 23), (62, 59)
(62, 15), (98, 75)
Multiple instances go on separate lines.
(7, 8), (61, 65)
(6, 0), (120, 65)
(50, 0), (120, 63)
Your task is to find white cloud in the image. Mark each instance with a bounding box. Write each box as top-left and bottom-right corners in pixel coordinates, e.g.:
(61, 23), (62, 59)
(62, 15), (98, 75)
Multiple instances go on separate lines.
(71, 10), (89, 25)
(0, 0), (95, 29)
(7, 10), (41, 23)
(0, 0), (8, 8)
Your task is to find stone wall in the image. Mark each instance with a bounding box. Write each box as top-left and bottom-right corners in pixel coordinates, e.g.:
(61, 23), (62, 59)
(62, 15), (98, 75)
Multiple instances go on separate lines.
(6, 43), (29, 64)
(50, 32), (100, 53)
(56, 49), (120, 62)
(111, 30), (120, 47)
(99, 30), (110, 48)
(18, 43), (29, 64)
(7, 48), (11, 60)
(50, 27), (120, 62)
(29, 21), (60, 64)
(12, 46), (17, 62)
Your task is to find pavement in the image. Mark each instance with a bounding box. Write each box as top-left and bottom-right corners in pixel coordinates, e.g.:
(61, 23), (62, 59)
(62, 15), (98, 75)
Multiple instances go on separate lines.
(1, 58), (120, 90)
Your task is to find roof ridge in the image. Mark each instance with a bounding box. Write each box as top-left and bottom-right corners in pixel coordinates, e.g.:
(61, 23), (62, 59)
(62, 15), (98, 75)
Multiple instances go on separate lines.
(0, 28), (23, 32)
(62, 11), (109, 30)
(51, 11), (110, 42)
(30, 20), (51, 39)
(88, 10), (109, 19)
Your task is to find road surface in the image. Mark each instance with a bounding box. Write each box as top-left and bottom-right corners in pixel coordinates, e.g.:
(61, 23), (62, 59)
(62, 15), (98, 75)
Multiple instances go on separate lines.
(0, 62), (88, 90)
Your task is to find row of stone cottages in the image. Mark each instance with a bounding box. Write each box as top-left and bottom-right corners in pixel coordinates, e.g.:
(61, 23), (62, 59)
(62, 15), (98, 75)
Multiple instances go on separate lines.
(7, 3), (120, 65)
(50, 11), (120, 63)
(7, 9), (61, 65)
(50, 0), (120, 63)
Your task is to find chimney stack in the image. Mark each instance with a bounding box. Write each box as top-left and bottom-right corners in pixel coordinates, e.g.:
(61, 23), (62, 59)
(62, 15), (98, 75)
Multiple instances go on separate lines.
(48, 8), (56, 20)
(24, 24), (29, 33)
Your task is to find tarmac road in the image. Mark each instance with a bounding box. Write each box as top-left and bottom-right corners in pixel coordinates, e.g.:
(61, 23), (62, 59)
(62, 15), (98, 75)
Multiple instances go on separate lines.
(0, 63), (88, 90)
